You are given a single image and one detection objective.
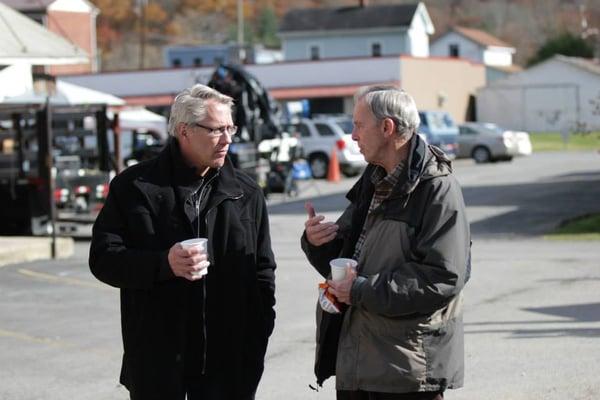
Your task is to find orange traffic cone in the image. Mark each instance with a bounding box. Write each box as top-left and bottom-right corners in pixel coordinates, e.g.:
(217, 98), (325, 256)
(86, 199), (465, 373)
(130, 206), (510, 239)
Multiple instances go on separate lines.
(327, 147), (341, 183)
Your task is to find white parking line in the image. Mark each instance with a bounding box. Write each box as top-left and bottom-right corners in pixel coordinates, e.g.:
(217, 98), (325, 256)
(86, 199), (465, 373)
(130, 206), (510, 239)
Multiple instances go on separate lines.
(18, 268), (112, 291)
(0, 327), (70, 347)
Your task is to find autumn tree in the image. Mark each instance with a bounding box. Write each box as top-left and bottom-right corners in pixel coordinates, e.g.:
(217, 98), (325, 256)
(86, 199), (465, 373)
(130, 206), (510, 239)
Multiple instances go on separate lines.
(91, 0), (136, 51)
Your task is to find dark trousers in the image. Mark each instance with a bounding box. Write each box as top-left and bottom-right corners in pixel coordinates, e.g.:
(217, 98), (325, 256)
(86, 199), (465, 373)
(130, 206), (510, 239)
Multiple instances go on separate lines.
(183, 374), (255, 400)
(128, 375), (255, 400)
(337, 390), (444, 400)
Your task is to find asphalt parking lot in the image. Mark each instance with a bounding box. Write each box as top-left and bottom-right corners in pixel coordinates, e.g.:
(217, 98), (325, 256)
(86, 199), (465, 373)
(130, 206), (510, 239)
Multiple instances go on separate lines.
(1, 151), (599, 399)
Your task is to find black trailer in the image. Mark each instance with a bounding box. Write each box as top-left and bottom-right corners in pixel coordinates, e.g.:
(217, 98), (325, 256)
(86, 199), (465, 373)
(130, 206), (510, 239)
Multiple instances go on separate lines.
(207, 64), (282, 192)
(0, 103), (112, 236)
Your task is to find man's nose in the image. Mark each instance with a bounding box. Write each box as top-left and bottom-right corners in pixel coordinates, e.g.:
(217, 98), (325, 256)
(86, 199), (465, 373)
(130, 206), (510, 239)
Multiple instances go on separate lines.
(221, 132), (233, 144)
(351, 129), (359, 141)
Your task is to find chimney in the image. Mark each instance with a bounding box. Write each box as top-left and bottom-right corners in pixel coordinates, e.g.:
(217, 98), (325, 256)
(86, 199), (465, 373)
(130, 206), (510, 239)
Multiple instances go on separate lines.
(359, 0), (368, 7)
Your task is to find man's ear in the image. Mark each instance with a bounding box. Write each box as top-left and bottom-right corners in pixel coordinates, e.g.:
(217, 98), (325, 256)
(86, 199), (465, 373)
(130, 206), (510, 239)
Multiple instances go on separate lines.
(382, 117), (395, 137)
(175, 122), (187, 141)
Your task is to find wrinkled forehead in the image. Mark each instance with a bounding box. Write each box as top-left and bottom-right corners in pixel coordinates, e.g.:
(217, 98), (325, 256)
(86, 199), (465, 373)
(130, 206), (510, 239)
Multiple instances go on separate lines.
(353, 99), (375, 120)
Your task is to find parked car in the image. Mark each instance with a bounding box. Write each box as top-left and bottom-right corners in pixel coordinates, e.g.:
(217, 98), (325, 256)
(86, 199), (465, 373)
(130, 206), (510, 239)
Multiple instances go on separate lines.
(418, 110), (459, 159)
(458, 122), (533, 163)
(284, 115), (366, 179)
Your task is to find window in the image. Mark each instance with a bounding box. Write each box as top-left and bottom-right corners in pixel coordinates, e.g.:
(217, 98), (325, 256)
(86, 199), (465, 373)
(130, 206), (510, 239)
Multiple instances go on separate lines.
(449, 44), (459, 58)
(371, 42), (382, 57)
(459, 127), (476, 135)
(310, 45), (320, 60)
(172, 58), (182, 68)
(193, 57), (202, 67)
(292, 124), (311, 138)
(315, 123), (335, 137)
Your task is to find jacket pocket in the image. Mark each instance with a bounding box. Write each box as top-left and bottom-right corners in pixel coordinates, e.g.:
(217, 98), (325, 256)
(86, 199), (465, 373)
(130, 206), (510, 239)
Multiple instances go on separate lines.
(353, 312), (426, 388)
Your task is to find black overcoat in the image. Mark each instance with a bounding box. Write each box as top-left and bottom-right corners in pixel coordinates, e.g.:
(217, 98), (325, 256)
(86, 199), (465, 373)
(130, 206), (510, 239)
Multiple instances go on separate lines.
(89, 141), (276, 399)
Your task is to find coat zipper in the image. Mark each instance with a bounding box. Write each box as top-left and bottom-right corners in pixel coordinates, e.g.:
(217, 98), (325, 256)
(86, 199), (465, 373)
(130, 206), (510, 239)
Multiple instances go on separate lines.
(193, 173), (244, 375)
(193, 176), (213, 376)
(200, 191), (243, 374)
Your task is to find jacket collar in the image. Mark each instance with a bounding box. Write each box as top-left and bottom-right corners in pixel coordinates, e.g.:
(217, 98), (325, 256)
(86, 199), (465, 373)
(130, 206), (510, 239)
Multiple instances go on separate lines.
(346, 133), (453, 204)
(132, 137), (243, 212)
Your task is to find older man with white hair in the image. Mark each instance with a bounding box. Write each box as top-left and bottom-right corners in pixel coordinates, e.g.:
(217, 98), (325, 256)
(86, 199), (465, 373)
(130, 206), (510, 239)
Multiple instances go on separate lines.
(302, 85), (471, 400)
(90, 84), (276, 400)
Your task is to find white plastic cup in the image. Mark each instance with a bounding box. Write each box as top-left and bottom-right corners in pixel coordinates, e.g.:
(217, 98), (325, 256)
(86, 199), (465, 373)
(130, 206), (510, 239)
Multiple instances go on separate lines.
(181, 238), (209, 277)
(181, 238), (208, 251)
(329, 258), (358, 281)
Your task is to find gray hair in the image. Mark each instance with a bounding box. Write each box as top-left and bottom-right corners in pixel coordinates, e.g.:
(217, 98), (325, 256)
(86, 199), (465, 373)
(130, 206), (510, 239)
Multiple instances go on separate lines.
(354, 85), (420, 139)
(167, 84), (234, 136)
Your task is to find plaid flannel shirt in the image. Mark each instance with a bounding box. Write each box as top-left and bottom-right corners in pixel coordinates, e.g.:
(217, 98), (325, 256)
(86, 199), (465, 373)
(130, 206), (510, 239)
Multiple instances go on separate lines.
(352, 161), (406, 261)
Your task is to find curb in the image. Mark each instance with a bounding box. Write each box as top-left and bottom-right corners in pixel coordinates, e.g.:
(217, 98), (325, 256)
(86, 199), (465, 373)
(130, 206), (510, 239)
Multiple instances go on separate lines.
(0, 237), (74, 268)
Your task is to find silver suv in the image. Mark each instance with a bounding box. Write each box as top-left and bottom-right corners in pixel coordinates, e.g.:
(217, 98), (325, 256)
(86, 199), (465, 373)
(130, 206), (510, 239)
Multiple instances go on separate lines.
(284, 115), (366, 179)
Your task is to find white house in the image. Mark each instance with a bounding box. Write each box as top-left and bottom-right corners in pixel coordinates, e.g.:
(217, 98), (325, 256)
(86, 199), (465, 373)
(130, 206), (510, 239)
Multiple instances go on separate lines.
(278, 2), (434, 61)
(476, 55), (600, 132)
(430, 26), (518, 82)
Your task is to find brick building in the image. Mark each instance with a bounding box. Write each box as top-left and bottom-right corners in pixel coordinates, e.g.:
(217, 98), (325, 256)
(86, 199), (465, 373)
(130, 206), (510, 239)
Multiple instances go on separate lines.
(1, 0), (98, 74)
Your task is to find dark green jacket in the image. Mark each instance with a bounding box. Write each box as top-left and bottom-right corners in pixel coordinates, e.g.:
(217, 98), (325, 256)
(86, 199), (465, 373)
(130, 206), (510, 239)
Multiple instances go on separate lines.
(302, 134), (470, 393)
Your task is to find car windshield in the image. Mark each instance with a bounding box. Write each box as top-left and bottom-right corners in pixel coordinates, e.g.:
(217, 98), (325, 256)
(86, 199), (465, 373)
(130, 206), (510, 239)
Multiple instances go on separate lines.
(334, 119), (354, 135)
(428, 112), (456, 130)
(479, 123), (504, 135)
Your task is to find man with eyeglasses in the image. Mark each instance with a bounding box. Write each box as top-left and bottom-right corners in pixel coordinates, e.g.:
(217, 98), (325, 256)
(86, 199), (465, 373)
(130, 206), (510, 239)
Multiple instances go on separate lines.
(90, 84), (276, 400)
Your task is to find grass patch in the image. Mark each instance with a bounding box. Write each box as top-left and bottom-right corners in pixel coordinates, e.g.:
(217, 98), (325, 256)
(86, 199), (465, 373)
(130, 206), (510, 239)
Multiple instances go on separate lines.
(545, 213), (600, 240)
(530, 132), (600, 152)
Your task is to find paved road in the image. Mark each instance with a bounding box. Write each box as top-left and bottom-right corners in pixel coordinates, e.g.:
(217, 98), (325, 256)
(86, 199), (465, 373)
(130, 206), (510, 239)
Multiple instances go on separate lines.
(0, 151), (599, 399)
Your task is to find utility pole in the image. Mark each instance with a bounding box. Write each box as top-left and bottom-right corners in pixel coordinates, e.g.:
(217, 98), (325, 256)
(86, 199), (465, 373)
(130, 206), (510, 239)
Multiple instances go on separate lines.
(579, 3), (599, 58)
(237, 0), (245, 63)
(138, 0), (147, 69)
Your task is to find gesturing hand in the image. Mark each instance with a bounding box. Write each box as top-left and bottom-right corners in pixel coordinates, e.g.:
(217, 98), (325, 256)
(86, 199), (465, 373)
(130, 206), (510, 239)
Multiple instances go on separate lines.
(304, 201), (339, 246)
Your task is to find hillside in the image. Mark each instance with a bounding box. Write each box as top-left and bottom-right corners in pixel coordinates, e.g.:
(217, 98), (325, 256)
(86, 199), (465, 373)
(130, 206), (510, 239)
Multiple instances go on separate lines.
(90, 0), (600, 71)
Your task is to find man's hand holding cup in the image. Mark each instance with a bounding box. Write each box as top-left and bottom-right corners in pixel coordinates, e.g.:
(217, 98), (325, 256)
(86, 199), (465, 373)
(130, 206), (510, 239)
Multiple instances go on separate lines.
(327, 258), (358, 305)
(168, 238), (210, 281)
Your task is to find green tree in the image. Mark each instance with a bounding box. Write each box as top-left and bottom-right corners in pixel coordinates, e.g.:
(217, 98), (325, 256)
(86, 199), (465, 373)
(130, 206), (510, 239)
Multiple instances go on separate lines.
(527, 32), (594, 66)
(255, 6), (280, 47)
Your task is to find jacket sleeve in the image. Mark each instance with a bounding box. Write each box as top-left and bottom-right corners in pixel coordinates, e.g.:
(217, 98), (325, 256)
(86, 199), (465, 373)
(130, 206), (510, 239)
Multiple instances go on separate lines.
(351, 176), (470, 317)
(88, 179), (175, 290)
(255, 191), (277, 337)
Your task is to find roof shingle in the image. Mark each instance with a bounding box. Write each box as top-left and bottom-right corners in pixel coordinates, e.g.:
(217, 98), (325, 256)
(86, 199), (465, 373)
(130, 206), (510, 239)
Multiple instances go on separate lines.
(0, 0), (55, 12)
(280, 4), (419, 32)
(556, 55), (600, 76)
(453, 26), (513, 48)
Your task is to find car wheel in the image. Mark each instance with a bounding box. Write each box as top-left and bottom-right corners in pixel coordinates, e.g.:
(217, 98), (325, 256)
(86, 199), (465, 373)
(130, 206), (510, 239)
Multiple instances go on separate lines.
(342, 166), (361, 177)
(472, 146), (491, 163)
(309, 153), (329, 179)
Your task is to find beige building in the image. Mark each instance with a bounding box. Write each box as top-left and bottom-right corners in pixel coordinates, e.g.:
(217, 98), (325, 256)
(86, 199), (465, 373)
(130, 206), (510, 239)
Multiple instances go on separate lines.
(63, 55), (485, 123)
(399, 56), (485, 122)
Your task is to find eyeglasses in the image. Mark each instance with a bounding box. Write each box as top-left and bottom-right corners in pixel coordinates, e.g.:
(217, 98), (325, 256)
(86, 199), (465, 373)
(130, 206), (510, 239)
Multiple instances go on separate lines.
(192, 123), (238, 137)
